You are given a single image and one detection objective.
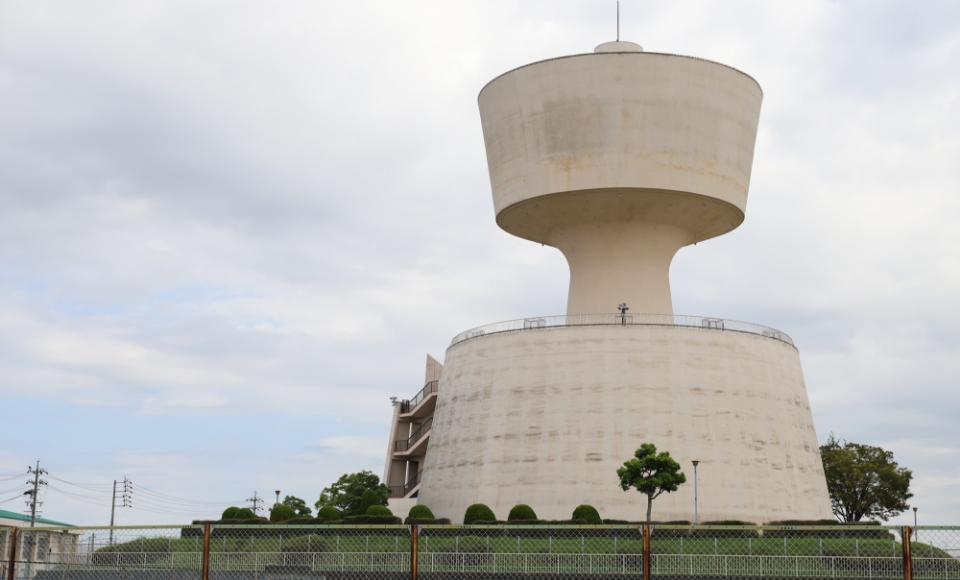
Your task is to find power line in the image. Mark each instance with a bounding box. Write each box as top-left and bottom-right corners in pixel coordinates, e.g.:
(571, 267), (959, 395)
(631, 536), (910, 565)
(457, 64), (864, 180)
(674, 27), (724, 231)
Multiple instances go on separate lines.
(132, 484), (245, 506)
(0, 484), (30, 495)
(46, 484), (109, 501)
(32, 466), (249, 521)
(0, 493), (27, 505)
(47, 476), (113, 490)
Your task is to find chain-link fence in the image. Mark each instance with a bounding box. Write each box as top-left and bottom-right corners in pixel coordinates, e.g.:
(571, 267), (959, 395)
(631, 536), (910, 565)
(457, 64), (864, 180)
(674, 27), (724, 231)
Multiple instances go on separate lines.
(418, 524), (644, 577)
(2, 524), (957, 580)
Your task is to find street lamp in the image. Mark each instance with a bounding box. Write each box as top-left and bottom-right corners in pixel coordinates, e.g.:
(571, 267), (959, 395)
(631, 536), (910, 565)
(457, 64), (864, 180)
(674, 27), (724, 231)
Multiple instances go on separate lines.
(692, 460), (700, 525)
(913, 507), (918, 541)
(275, 490), (281, 506)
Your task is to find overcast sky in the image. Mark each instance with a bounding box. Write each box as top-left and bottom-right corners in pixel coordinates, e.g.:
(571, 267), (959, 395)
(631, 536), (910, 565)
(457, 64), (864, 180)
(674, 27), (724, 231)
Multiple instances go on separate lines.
(1, 0), (958, 526)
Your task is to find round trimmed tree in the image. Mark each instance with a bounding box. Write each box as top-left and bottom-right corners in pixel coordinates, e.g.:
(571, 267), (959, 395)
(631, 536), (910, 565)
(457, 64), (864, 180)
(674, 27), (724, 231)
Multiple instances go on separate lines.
(572, 505), (602, 524)
(407, 505), (435, 519)
(463, 503), (496, 524)
(270, 503), (296, 522)
(507, 504), (537, 521)
(316, 505), (342, 522)
(365, 505), (393, 516)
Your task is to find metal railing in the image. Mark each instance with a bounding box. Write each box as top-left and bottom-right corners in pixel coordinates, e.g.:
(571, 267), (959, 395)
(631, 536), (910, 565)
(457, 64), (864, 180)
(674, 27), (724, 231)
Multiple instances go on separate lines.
(450, 313), (795, 347)
(405, 470), (423, 496)
(400, 380), (439, 414)
(389, 470), (425, 499)
(394, 417), (433, 452)
(3, 524), (957, 580)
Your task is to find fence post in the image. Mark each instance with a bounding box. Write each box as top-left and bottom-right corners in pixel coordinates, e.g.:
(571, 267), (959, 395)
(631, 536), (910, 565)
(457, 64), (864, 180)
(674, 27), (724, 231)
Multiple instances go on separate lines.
(642, 525), (651, 580)
(902, 526), (912, 580)
(410, 525), (419, 580)
(201, 525), (212, 580)
(6, 527), (18, 580)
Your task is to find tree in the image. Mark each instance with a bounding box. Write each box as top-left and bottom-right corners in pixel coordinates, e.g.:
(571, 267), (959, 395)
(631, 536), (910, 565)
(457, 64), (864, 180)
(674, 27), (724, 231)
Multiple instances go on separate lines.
(616, 443), (687, 523)
(314, 471), (389, 516)
(820, 433), (913, 521)
(359, 489), (380, 514)
(221, 507), (240, 520)
(281, 495), (312, 517)
(269, 503), (296, 522)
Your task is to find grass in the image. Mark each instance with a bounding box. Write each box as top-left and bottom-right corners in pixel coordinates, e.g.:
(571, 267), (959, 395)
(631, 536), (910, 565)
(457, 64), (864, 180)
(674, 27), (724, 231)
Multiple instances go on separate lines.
(56, 529), (959, 577)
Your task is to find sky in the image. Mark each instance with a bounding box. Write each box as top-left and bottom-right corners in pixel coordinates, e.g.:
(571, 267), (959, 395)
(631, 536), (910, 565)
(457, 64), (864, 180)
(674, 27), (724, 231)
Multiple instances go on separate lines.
(1, 0), (958, 526)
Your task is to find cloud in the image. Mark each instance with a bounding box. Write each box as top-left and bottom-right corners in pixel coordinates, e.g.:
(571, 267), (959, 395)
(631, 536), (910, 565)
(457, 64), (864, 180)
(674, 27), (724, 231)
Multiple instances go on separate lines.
(0, 0), (958, 524)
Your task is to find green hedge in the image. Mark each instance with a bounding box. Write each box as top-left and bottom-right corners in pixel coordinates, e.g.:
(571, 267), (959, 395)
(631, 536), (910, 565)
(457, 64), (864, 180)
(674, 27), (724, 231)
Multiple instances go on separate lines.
(763, 520), (892, 539)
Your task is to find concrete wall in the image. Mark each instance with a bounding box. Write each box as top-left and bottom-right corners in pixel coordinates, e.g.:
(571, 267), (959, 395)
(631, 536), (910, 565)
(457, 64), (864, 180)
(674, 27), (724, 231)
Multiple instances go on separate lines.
(386, 497), (418, 521)
(418, 324), (832, 524)
(478, 51), (763, 315)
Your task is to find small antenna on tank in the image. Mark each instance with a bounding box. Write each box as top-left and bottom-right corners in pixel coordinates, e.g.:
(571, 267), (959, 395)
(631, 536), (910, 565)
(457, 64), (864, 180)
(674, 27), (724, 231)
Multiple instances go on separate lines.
(617, 1), (620, 41)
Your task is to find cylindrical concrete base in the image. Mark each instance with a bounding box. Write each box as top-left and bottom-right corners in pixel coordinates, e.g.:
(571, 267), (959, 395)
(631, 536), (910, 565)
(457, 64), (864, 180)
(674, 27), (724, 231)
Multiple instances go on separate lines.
(418, 324), (832, 523)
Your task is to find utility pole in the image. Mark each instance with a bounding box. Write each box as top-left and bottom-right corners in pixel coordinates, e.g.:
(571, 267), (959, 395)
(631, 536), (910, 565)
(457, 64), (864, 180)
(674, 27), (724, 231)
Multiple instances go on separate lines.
(246, 491), (263, 514)
(109, 477), (132, 545)
(24, 460), (48, 527)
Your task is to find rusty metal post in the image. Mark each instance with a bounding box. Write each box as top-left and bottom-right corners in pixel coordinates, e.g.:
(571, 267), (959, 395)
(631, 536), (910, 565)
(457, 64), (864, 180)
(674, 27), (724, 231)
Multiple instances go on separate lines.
(410, 524), (419, 580)
(6, 528), (18, 580)
(201, 525), (212, 580)
(642, 525), (651, 580)
(902, 526), (913, 580)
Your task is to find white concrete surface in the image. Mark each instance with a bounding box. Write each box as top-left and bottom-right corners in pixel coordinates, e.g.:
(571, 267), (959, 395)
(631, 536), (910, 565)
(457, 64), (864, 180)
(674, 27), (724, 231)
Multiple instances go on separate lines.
(386, 498), (418, 521)
(478, 50), (762, 314)
(418, 324), (833, 524)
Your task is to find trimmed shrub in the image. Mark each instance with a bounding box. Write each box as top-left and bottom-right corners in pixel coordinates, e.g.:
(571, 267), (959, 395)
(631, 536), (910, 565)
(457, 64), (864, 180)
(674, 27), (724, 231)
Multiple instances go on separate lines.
(316, 506), (342, 522)
(359, 489), (381, 514)
(507, 504), (537, 521)
(366, 505), (393, 516)
(701, 520), (755, 526)
(572, 505), (602, 524)
(270, 504), (297, 522)
(221, 507), (241, 520)
(463, 504), (495, 525)
(407, 505), (435, 519)
(234, 508), (258, 520)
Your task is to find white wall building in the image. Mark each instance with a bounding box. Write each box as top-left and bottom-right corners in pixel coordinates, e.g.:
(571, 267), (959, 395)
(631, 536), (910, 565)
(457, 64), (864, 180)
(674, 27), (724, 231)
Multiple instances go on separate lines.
(387, 40), (833, 524)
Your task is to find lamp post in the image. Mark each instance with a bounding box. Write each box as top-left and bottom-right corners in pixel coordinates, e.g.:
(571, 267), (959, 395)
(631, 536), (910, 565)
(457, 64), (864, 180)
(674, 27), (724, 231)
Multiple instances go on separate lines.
(275, 490), (281, 505)
(913, 507), (918, 540)
(692, 460), (699, 525)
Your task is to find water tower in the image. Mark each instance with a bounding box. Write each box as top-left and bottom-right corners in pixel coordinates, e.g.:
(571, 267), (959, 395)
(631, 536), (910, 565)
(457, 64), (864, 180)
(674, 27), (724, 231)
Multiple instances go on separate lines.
(414, 41), (832, 523)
